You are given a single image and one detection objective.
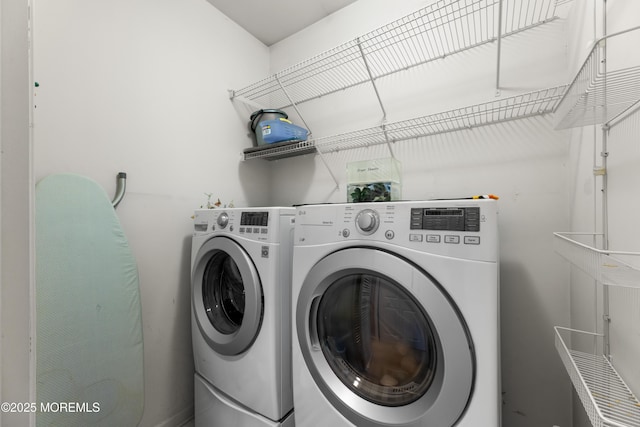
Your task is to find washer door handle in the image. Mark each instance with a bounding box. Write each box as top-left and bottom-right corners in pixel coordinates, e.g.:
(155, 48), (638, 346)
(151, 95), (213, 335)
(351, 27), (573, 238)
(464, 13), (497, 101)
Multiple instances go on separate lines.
(309, 296), (321, 351)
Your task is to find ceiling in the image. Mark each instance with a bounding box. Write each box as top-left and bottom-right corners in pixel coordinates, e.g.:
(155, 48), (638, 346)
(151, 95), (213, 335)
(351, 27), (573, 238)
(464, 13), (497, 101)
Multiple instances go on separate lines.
(206, 0), (358, 46)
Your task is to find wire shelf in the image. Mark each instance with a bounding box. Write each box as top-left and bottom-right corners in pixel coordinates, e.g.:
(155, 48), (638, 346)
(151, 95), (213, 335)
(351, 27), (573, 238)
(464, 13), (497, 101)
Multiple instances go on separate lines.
(231, 0), (559, 109)
(243, 86), (566, 160)
(555, 327), (640, 427)
(554, 26), (640, 129)
(243, 139), (316, 161)
(553, 232), (640, 289)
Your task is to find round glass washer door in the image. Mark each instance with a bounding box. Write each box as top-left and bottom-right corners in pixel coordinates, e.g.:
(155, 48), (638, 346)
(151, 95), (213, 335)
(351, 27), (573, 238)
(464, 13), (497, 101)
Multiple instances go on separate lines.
(296, 247), (474, 427)
(192, 236), (263, 356)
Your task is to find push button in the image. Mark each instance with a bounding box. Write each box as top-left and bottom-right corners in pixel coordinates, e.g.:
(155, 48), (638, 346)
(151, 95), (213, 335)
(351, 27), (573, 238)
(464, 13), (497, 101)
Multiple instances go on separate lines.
(426, 235), (441, 243)
(409, 234), (423, 242)
(464, 236), (481, 245)
(385, 230), (395, 240)
(444, 235), (460, 244)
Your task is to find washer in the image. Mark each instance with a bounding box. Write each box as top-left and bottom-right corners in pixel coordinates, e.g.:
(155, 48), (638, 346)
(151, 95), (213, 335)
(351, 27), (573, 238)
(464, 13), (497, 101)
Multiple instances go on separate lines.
(291, 200), (500, 427)
(191, 207), (295, 427)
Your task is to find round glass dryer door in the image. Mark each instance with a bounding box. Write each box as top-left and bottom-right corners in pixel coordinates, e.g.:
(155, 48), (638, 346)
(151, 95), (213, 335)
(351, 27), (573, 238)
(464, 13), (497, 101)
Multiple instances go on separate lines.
(192, 236), (263, 356)
(296, 248), (474, 427)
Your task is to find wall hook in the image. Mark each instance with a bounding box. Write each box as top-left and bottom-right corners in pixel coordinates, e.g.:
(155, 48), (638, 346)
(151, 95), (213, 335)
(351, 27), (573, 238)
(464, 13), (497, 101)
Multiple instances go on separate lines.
(112, 172), (127, 208)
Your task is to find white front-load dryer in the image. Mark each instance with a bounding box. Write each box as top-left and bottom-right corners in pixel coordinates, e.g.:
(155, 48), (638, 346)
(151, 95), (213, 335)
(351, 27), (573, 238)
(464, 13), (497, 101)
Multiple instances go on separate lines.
(191, 207), (295, 427)
(291, 200), (500, 427)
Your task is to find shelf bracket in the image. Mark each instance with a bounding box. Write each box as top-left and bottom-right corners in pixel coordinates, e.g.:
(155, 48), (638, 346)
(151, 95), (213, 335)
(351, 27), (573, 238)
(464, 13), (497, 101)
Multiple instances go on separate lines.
(606, 99), (640, 130)
(381, 124), (397, 160)
(229, 92), (267, 111)
(275, 75), (313, 138)
(357, 37), (387, 122)
(315, 148), (340, 191)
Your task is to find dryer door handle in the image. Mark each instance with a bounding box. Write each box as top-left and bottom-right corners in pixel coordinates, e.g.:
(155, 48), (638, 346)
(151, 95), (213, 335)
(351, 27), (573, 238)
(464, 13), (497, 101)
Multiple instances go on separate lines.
(309, 296), (321, 351)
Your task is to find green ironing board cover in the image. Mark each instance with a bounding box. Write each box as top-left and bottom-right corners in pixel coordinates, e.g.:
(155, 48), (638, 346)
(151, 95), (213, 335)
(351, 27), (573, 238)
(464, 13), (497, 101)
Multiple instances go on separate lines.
(36, 174), (143, 426)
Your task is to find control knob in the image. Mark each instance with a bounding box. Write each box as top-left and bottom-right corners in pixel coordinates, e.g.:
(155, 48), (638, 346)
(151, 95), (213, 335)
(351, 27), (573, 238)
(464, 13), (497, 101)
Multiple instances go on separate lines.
(355, 209), (380, 235)
(217, 212), (229, 229)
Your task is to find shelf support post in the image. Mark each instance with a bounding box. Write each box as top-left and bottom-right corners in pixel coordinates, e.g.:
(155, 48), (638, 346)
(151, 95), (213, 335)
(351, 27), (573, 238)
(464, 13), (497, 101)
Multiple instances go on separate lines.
(600, 0), (611, 361)
(495, 0), (504, 96)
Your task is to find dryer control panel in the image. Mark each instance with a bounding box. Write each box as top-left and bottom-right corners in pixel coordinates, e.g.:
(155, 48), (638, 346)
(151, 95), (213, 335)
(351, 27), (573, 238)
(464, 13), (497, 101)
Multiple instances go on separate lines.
(294, 200), (498, 262)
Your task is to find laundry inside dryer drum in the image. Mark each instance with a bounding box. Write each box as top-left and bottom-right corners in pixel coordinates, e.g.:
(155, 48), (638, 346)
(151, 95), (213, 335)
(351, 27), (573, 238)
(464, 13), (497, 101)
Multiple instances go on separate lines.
(202, 251), (245, 334)
(317, 273), (438, 406)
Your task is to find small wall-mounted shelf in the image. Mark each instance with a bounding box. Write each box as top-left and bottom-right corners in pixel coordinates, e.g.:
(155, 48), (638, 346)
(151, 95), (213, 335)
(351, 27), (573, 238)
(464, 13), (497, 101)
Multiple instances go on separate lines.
(554, 26), (640, 130)
(553, 232), (640, 289)
(243, 140), (316, 161)
(555, 327), (640, 427)
(243, 86), (567, 161)
(231, 0), (560, 110)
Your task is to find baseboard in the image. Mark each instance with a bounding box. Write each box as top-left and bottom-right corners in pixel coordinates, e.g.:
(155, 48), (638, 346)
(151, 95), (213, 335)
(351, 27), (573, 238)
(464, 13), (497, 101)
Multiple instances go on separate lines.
(154, 405), (194, 427)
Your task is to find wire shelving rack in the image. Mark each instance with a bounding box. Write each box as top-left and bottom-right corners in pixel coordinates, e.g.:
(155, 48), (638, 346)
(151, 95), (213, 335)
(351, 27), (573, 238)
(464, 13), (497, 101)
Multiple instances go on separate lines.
(243, 86), (566, 160)
(553, 233), (640, 427)
(555, 327), (640, 427)
(555, 26), (640, 130)
(231, 0), (560, 110)
(554, 232), (640, 289)
(235, 0), (566, 161)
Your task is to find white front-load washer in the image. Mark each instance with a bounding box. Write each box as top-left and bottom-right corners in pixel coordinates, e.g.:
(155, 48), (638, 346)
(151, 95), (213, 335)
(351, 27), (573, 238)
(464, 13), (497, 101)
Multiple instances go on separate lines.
(291, 200), (500, 427)
(191, 207), (295, 427)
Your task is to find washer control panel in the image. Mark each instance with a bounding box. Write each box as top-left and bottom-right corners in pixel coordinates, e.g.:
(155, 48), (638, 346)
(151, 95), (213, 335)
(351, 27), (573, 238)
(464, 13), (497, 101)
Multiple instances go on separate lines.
(193, 208), (295, 243)
(238, 211), (270, 237)
(240, 211), (269, 227)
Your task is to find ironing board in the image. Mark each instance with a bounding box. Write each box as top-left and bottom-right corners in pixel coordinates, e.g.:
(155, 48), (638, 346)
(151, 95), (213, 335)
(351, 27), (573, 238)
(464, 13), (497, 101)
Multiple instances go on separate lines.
(35, 174), (144, 426)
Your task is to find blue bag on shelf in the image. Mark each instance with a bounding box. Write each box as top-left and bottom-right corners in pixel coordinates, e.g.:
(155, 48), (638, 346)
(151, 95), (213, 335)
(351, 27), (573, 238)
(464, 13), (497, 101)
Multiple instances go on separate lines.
(259, 118), (308, 145)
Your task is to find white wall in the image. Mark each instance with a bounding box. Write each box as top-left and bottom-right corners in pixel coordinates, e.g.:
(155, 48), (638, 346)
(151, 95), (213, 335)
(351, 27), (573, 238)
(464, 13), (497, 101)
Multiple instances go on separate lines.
(32, 0), (269, 425)
(1, 0), (33, 426)
(267, 1), (574, 426)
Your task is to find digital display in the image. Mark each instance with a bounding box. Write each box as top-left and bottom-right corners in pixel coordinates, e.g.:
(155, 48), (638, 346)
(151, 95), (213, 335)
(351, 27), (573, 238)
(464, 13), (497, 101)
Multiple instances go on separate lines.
(241, 211), (269, 227)
(410, 207), (480, 232)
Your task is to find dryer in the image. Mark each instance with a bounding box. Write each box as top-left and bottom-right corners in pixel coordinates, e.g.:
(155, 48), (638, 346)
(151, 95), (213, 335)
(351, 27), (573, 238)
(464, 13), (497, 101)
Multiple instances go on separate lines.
(291, 200), (500, 427)
(191, 207), (295, 427)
